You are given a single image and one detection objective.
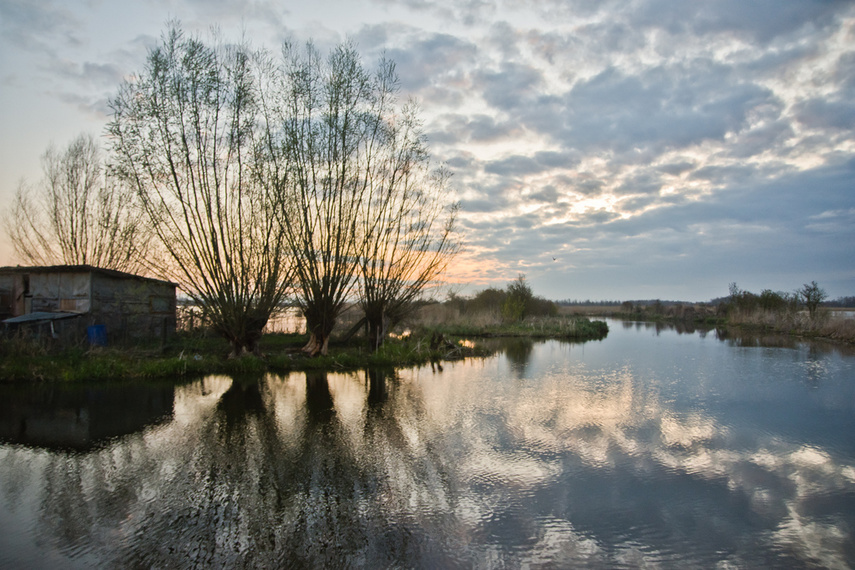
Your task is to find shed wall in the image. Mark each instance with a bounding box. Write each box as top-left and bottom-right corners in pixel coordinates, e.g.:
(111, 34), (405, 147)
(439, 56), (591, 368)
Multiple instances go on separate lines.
(29, 272), (92, 314)
(0, 274), (16, 318)
(89, 274), (176, 341)
(1, 267), (177, 344)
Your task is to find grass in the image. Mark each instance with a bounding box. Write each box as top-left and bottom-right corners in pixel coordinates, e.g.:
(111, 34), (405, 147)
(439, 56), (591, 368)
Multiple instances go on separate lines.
(571, 301), (855, 343)
(419, 316), (609, 341)
(0, 330), (477, 382)
(724, 308), (855, 343)
(0, 312), (610, 382)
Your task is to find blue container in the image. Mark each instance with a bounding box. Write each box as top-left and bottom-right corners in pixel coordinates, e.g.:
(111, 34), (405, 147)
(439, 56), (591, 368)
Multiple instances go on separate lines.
(87, 324), (107, 347)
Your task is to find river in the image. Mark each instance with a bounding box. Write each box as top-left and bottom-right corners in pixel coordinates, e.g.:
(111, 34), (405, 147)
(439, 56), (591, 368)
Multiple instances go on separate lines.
(1, 320), (854, 568)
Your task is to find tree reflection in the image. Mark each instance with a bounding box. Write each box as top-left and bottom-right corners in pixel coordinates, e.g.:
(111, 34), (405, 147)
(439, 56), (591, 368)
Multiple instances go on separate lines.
(75, 370), (463, 568)
(366, 367), (390, 408)
(304, 370), (336, 421)
(216, 376), (266, 421)
(503, 338), (534, 379)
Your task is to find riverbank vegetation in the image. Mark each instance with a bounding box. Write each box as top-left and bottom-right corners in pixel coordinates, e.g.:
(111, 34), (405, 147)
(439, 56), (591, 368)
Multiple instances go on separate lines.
(0, 275), (610, 381)
(0, 330), (447, 382)
(0, 314), (604, 382)
(415, 275), (608, 341)
(557, 282), (855, 344)
(716, 282), (855, 343)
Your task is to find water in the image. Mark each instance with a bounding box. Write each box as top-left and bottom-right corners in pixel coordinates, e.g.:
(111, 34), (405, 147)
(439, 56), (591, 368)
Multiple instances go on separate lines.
(1, 320), (854, 568)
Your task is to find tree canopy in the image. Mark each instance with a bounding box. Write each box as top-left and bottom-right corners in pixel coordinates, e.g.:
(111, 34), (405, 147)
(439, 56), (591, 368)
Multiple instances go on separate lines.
(267, 41), (459, 354)
(109, 25), (291, 356)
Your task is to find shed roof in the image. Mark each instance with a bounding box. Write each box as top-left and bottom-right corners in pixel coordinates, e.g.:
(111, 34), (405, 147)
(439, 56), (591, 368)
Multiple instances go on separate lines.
(0, 265), (177, 288)
(3, 311), (80, 324)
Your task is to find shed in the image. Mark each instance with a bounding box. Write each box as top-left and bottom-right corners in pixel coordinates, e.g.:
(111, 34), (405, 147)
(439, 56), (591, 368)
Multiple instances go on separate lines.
(0, 265), (177, 345)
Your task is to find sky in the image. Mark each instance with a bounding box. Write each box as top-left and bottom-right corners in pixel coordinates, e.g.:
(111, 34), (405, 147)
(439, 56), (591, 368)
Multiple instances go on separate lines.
(1, 0), (854, 302)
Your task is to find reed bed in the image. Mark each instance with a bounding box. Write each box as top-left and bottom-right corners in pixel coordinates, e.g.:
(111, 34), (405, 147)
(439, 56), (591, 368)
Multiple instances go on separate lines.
(726, 308), (855, 343)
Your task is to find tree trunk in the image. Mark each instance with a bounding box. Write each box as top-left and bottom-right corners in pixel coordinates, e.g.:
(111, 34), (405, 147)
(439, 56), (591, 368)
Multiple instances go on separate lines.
(302, 315), (333, 357)
(223, 317), (266, 358)
(302, 331), (331, 357)
(367, 315), (389, 351)
(302, 304), (337, 357)
(364, 304), (390, 351)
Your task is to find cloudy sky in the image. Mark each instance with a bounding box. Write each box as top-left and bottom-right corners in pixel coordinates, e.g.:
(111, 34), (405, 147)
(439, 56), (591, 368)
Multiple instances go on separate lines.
(1, 0), (853, 301)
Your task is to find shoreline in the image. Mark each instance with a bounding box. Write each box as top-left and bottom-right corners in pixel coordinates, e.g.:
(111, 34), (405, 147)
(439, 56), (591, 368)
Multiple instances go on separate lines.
(0, 317), (609, 382)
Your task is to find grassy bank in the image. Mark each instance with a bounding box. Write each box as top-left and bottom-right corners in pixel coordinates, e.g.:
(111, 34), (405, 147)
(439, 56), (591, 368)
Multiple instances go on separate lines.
(0, 332), (468, 382)
(559, 302), (725, 324)
(722, 308), (855, 343)
(416, 316), (609, 341)
(0, 315), (608, 382)
(556, 299), (855, 344)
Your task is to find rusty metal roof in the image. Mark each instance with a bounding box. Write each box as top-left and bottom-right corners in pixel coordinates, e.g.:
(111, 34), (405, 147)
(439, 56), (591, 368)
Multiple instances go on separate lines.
(2, 311), (81, 324)
(0, 265), (177, 287)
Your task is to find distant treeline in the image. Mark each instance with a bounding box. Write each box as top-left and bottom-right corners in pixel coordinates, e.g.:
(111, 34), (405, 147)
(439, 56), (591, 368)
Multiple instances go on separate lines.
(558, 296), (855, 308)
(708, 293), (853, 309)
(825, 296), (855, 308)
(557, 299), (692, 307)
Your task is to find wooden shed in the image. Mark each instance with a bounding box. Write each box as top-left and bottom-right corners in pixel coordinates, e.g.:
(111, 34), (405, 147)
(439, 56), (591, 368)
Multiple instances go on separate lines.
(0, 265), (176, 345)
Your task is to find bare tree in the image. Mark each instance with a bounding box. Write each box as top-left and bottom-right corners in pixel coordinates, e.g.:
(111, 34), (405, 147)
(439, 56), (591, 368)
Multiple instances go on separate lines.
(356, 99), (460, 350)
(108, 24), (291, 357)
(798, 280), (827, 319)
(269, 41), (394, 356)
(3, 133), (149, 274)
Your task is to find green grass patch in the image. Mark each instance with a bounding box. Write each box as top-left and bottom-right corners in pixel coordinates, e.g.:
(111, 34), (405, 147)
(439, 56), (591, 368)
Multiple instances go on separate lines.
(0, 318), (608, 382)
(422, 316), (609, 341)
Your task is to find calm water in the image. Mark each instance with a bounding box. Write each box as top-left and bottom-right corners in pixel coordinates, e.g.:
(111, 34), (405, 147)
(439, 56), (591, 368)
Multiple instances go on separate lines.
(2, 321), (855, 568)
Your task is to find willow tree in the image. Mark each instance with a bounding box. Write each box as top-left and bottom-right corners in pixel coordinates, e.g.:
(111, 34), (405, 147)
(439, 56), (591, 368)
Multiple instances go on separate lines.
(268, 41), (395, 356)
(357, 100), (460, 350)
(4, 133), (149, 274)
(108, 25), (290, 357)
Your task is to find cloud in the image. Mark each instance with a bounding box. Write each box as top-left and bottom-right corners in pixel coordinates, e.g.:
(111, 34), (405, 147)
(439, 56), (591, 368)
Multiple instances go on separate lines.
(794, 98), (855, 130)
(373, 28), (479, 92)
(0, 0), (82, 54)
(726, 120), (795, 159)
(485, 154), (546, 177)
(806, 207), (855, 233)
(47, 60), (125, 88)
(632, 0), (848, 44)
(458, 158), (855, 299)
(371, 0), (497, 27)
(350, 1), (854, 297)
(657, 161), (697, 177)
(1, 0), (853, 298)
(528, 185), (559, 203)
(52, 91), (113, 119)
(475, 61), (544, 110)
(429, 113), (521, 144)
(184, 0), (287, 26)
(549, 65), (776, 154)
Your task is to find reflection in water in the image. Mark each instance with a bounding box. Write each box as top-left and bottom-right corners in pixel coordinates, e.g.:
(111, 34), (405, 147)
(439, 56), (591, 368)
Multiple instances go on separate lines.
(502, 338), (535, 379)
(0, 381), (174, 450)
(621, 319), (709, 336)
(1, 325), (854, 568)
